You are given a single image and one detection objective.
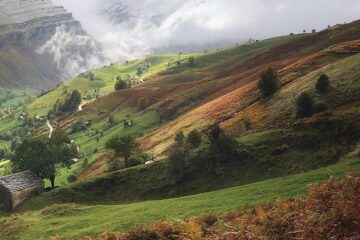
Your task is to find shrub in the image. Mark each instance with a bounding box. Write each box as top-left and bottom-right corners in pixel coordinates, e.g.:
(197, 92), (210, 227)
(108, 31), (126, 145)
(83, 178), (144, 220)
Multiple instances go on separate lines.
(174, 131), (185, 145)
(258, 68), (279, 98)
(296, 92), (315, 118)
(0, 146), (6, 160)
(188, 57), (195, 66)
(67, 174), (77, 183)
(187, 130), (202, 148)
(70, 121), (85, 133)
(205, 124), (247, 174)
(167, 147), (188, 184)
(108, 115), (118, 126)
(138, 97), (150, 110)
(115, 80), (128, 90)
(316, 74), (330, 93)
(128, 157), (144, 168)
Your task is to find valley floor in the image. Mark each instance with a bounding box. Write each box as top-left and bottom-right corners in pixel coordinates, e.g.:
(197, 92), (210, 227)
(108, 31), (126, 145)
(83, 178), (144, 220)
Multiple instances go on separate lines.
(1, 158), (359, 240)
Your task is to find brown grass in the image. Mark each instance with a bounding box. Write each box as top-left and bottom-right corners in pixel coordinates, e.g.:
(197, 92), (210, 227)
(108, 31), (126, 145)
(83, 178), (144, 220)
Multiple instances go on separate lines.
(83, 176), (360, 240)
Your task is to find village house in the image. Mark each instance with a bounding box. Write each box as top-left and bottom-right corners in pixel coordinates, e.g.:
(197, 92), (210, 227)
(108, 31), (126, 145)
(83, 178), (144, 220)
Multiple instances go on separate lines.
(0, 171), (44, 212)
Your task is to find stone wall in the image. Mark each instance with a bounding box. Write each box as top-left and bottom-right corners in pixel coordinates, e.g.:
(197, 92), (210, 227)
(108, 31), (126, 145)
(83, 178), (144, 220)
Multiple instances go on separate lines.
(0, 185), (11, 211)
(11, 185), (43, 210)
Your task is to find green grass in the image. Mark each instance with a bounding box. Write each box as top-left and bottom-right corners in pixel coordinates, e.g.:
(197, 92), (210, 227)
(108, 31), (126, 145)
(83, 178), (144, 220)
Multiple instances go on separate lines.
(0, 160), (10, 176)
(3, 158), (359, 240)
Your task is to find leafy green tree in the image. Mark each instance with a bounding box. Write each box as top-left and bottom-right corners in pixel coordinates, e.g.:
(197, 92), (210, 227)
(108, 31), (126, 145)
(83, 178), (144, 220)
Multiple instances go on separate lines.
(167, 146), (187, 183)
(115, 79), (128, 90)
(50, 90), (82, 117)
(258, 68), (279, 98)
(296, 92), (315, 118)
(63, 89), (82, 112)
(106, 135), (139, 168)
(11, 129), (79, 189)
(167, 132), (190, 183)
(187, 130), (202, 148)
(207, 124), (242, 170)
(108, 115), (117, 126)
(316, 74), (330, 93)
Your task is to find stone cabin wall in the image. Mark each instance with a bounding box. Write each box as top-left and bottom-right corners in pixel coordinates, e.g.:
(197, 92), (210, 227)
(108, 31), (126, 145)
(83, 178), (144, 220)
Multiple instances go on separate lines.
(0, 185), (12, 211)
(11, 185), (43, 210)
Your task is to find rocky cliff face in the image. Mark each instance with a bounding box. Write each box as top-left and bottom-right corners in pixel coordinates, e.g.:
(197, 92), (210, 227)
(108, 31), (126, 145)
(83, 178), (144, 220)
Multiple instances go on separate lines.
(0, 0), (106, 89)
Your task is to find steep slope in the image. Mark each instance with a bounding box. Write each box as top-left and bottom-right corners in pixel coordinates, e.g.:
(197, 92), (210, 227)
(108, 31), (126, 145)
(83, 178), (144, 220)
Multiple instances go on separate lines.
(13, 20), (360, 185)
(0, 0), (104, 89)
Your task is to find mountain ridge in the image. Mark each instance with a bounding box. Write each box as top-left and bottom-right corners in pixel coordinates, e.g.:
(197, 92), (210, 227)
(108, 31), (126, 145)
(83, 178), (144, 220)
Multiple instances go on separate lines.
(0, 0), (104, 89)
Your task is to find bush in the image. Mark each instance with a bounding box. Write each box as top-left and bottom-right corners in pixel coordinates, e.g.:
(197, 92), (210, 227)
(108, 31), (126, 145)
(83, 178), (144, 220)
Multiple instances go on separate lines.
(174, 131), (185, 145)
(0, 146), (7, 160)
(167, 147), (187, 183)
(296, 92), (315, 118)
(258, 68), (279, 98)
(316, 74), (330, 93)
(128, 157), (144, 168)
(70, 121), (85, 133)
(67, 174), (77, 183)
(205, 124), (247, 174)
(188, 57), (195, 66)
(115, 80), (128, 90)
(138, 97), (150, 110)
(187, 130), (202, 148)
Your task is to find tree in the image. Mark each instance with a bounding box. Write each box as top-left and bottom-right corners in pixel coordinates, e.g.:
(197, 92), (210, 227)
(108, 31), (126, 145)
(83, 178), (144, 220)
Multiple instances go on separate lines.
(167, 132), (190, 183)
(115, 79), (128, 90)
(296, 92), (315, 118)
(187, 130), (202, 148)
(174, 131), (185, 145)
(137, 67), (143, 76)
(167, 146), (187, 183)
(206, 124), (242, 170)
(66, 89), (82, 111)
(188, 57), (195, 67)
(258, 68), (279, 98)
(316, 74), (330, 93)
(106, 135), (139, 168)
(11, 129), (79, 189)
(50, 90), (82, 117)
(108, 115), (118, 127)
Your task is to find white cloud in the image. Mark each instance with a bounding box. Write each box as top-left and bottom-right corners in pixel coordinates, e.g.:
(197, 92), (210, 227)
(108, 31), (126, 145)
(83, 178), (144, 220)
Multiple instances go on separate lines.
(52, 0), (360, 59)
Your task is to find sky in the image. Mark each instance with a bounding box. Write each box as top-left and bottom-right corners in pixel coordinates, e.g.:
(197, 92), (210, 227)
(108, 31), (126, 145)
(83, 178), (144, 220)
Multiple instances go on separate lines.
(52, 0), (360, 59)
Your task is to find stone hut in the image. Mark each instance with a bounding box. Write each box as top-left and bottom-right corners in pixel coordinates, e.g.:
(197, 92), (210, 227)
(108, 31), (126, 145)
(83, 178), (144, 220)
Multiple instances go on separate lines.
(0, 171), (44, 212)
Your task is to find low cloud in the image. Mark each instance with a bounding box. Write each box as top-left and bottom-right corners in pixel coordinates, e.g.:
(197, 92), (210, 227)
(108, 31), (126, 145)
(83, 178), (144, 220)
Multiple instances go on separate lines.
(52, 0), (360, 61)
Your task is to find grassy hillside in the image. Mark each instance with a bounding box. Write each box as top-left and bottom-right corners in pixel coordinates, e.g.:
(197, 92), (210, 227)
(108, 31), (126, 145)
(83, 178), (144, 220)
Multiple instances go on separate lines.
(4, 22), (360, 186)
(1, 158), (359, 240)
(14, 35), (303, 186)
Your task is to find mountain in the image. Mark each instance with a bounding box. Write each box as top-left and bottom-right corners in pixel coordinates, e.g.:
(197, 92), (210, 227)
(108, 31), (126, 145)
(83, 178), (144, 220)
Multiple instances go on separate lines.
(100, 0), (186, 27)
(0, 0), (105, 89)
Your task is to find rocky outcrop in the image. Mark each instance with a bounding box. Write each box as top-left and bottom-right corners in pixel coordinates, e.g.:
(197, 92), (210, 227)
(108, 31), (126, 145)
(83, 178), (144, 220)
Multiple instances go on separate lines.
(0, 0), (81, 47)
(0, 0), (106, 89)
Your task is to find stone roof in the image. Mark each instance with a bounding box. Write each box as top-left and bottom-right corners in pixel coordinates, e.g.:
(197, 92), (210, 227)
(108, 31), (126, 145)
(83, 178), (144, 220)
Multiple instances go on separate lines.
(0, 171), (43, 193)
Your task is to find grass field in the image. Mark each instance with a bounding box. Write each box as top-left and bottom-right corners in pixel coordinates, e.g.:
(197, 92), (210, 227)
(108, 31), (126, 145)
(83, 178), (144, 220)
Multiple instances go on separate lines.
(1, 158), (359, 240)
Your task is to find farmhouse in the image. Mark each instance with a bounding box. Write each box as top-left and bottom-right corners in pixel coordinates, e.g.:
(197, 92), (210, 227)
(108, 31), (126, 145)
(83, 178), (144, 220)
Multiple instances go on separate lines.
(0, 171), (44, 212)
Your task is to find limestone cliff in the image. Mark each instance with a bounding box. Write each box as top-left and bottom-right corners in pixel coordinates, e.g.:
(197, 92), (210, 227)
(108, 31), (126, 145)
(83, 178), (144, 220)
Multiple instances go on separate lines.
(0, 0), (105, 89)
